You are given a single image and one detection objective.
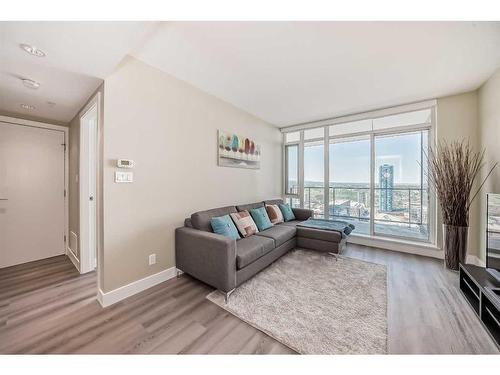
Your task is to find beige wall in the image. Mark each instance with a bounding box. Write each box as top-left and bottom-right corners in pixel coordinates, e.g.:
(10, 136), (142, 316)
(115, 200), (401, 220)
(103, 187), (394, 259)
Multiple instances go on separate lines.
(436, 91), (481, 257)
(478, 67), (500, 262)
(101, 56), (282, 292)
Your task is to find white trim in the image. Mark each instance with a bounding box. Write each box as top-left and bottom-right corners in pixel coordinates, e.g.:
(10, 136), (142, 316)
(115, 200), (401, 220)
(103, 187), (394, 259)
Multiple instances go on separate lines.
(97, 267), (178, 307)
(66, 246), (80, 270)
(0, 115), (68, 132)
(0, 115), (69, 269)
(79, 93), (100, 275)
(348, 234), (487, 267)
(280, 99), (437, 132)
(348, 234), (443, 259)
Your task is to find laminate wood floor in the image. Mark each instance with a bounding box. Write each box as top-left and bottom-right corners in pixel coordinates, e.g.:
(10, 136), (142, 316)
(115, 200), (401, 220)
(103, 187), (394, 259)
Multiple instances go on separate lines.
(0, 244), (498, 354)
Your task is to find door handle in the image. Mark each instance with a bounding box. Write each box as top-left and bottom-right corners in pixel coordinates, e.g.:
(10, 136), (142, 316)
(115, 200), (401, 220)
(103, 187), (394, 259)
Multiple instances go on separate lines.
(89, 196), (94, 201)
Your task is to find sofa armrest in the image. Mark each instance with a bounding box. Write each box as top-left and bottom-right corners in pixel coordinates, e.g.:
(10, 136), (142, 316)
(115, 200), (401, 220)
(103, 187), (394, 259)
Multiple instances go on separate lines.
(292, 207), (314, 221)
(175, 227), (236, 292)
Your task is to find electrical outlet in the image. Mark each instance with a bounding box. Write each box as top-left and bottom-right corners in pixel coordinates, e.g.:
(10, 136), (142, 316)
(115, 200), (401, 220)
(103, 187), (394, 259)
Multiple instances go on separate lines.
(148, 253), (156, 266)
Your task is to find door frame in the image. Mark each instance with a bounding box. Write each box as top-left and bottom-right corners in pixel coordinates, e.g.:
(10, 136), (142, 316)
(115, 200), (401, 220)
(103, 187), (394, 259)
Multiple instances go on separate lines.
(0, 115), (69, 263)
(79, 93), (100, 274)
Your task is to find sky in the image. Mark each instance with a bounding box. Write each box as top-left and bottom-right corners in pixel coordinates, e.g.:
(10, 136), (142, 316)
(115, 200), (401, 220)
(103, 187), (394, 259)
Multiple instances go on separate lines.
(296, 132), (425, 185)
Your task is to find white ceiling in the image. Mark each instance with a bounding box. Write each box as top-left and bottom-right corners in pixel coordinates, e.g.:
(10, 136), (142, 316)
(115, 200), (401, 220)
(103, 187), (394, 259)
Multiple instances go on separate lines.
(132, 22), (500, 127)
(0, 22), (155, 123)
(2, 22), (500, 126)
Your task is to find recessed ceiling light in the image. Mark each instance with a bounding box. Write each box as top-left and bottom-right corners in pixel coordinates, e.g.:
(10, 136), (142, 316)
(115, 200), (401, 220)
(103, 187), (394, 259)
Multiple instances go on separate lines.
(20, 43), (46, 57)
(20, 103), (35, 110)
(22, 78), (40, 89)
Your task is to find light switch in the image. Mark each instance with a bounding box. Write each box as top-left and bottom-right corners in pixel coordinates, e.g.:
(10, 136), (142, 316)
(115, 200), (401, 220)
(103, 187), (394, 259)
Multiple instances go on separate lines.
(115, 171), (133, 183)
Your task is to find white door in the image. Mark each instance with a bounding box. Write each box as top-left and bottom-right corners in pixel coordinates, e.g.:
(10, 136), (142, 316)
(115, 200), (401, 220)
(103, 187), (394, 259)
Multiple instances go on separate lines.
(79, 104), (97, 273)
(0, 122), (66, 268)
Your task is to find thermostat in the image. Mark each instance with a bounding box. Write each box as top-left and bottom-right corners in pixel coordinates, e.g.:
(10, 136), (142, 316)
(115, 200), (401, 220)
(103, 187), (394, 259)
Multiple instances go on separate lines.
(117, 159), (134, 168)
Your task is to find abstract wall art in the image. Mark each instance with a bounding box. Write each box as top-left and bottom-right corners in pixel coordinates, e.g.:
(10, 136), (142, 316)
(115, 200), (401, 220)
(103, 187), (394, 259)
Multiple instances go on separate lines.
(217, 130), (261, 169)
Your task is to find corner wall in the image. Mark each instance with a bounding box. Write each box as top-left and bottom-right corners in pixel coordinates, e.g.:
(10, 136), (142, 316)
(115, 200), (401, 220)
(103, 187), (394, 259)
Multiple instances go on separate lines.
(478, 67), (500, 262)
(436, 91), (481, 258)
(102, 56), (282, 292)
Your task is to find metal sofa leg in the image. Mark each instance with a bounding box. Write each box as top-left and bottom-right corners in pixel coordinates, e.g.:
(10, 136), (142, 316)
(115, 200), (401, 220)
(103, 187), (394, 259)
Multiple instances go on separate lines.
(223, 288), (235, 303)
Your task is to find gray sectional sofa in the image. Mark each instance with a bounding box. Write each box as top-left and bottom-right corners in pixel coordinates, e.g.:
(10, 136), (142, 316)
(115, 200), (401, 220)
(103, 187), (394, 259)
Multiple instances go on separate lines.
(175, 199), (346, 301)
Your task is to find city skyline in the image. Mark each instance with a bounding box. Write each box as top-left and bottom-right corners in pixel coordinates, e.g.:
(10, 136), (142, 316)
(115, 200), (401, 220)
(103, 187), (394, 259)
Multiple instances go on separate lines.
(301, 132), (426, 184)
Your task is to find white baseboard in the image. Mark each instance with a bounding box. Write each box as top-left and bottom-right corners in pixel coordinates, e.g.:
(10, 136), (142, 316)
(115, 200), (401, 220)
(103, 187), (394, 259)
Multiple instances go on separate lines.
(66, 246), (80, 272)
(348, 234), (443, 259)
(348, 235), (487, 266)
(97, 266), (178, 308)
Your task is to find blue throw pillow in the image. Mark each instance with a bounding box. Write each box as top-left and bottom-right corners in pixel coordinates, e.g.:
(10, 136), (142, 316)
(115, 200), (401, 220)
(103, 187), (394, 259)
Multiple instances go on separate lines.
(279, 203), (296, 222)
(210, 215), (240, 240)
(249, 207), (273, 231)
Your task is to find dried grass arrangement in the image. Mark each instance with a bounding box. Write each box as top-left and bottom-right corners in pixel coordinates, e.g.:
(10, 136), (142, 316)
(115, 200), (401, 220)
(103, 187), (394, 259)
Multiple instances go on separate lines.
(427, 141), (496, 226)
(426, 140), (497, 269)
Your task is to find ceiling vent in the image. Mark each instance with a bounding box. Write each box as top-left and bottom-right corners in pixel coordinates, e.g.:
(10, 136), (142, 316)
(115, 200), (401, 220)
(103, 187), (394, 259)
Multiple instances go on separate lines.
(19, 43), (46, 57)
(22, 79), (40, 89)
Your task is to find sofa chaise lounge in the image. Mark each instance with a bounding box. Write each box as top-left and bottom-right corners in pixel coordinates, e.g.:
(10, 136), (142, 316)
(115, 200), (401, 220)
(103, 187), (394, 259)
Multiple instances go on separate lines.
(175, 199), (347, 301)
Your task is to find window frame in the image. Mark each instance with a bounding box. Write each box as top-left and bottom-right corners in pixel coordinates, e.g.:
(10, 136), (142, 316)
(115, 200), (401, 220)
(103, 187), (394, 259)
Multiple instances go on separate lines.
(284, 143), (299, 196)
(282, 100), (437, 245)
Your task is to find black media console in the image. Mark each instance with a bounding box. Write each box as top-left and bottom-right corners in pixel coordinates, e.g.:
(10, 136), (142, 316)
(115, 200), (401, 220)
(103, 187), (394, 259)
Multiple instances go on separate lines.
(459, 263), (500, 348)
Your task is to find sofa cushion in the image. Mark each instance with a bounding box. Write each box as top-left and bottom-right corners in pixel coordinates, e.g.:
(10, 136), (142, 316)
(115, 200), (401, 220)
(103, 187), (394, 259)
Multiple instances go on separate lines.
(279, 220), (302, 227)
(236, 201), (264, 212)
(296, 226), (342, 243)
(210, 215), (240, 240)
(255, 224), (296, 247)
(230, 210), (259, 238)
(236, 236), (275, 269)
(266, 204), (284, 224)
(279, 203), (296, 222)
(191, 206), (237, 232)
(250, 207), (273, 231)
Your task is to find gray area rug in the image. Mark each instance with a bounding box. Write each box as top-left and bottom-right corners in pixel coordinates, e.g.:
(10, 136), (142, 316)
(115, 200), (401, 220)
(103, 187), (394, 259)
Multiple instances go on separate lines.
(207, 249), (387, 354)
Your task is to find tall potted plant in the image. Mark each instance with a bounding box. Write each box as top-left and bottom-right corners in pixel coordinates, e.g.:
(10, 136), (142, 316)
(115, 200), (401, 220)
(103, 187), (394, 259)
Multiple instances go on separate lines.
(427, 141), (496, 270)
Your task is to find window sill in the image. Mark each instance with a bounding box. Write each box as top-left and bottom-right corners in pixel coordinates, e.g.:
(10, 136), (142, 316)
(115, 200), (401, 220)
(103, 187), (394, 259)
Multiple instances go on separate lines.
(348, 233), (442, 259)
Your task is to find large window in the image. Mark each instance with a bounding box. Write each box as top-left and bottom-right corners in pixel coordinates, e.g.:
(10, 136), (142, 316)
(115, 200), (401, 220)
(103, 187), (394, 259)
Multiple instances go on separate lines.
(304, 141), (325, 218)
(283, 102), (435, 243)
(285, 144), (298, 195)
(329, 136), (371, 234)
(374, 131), (429, 240)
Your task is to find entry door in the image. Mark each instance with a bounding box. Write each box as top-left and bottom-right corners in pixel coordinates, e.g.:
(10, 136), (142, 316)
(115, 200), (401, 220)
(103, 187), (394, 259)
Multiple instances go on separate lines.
(0, 122), (66, 268)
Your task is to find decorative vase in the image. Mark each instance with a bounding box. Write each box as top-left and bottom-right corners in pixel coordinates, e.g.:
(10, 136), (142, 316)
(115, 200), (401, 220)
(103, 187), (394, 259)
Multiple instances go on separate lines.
(442, 224), (468, 271)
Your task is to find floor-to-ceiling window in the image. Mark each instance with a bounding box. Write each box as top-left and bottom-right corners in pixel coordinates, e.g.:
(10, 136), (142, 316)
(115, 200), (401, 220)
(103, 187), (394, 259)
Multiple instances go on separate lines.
(303, 127), (325, 218)
(283, 101), (435, 243)
(329, 135), (371, 234)
(284, 132), (301, 208)
(374, 130), (429, 241)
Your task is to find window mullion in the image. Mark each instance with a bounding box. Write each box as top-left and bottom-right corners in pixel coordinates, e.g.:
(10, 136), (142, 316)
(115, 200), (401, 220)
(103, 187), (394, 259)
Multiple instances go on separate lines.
(370, 132), (375, 236)
(324, 126), (329, 220)
(299, 130), (305, 209)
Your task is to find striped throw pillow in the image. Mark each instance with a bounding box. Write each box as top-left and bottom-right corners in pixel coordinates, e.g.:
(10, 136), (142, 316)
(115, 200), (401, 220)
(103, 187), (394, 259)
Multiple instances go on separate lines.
(230, 211), (259, 238)
(266, 204), (284, 224)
